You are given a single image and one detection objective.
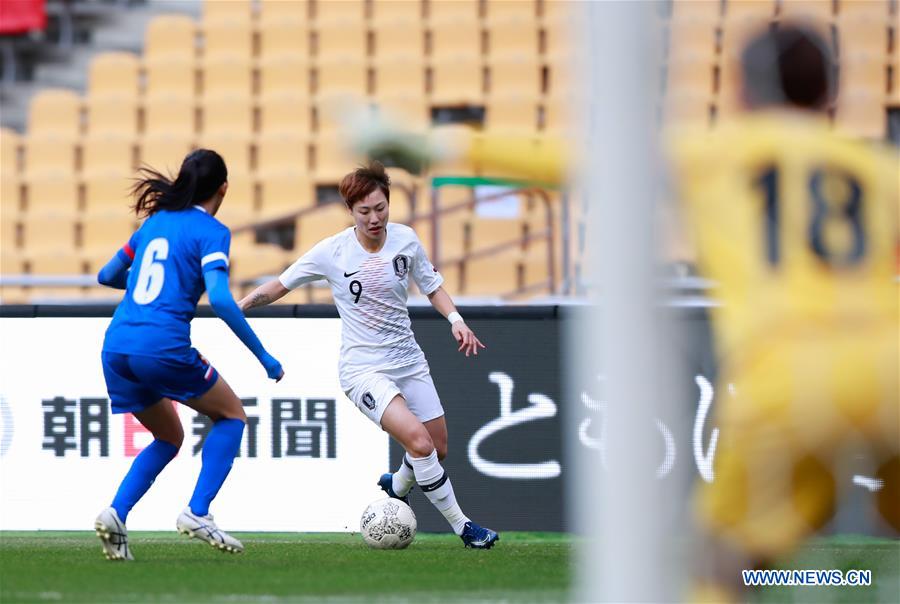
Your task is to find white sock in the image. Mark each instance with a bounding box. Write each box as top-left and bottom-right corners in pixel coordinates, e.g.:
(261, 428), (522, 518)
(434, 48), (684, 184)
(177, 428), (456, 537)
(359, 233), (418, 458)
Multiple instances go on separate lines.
(410, 450), (469, 535)
(392, 453), (416, 497)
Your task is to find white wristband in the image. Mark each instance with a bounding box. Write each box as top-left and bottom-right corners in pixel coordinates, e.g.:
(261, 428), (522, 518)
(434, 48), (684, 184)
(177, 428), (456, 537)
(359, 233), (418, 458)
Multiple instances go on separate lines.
(447, 311), (463, 325)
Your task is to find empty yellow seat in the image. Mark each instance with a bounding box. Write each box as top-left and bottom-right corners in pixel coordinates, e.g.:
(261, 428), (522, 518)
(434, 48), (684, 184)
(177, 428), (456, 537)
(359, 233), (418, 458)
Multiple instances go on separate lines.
(215, 175), (257, 227)
(197, 133), (253, 173)
(139, 134), (194, 174)
(487, 0), (536, 19)
(203, 0), (254, 22)
(80, 212), (137, 255)
(837, 14), (888, 56)
(463, 248), (520, 297)
(296, 201), (353, 249)
(313, 57), (369, 96)
(836, 0), (888, 18)
(259, 93), (312, 135)
(259, 56), (311, 97)
(668, 15), (719, 58)
(22, 212), (78, 254)
(259, 172), (315, 219)
(373, 57), (426, 97)
(314, 19), (368, 58)
(375, 95), (430, 129)
(23, 135), (78, 177)
(83, 173), (135, 215)
(372, 0), (422, 21)
(723, 0), (776, 20)
(28, 89), (82, 138)
(24, 173), (79, 216)
(428, 0), (480, 21)
(201, 95), (255, 137)
(1, 174), (21, 222)
(89, 52), (140, 98)
(778, 0), (834, 20)
(257, 134), (308, 174)
(144, 14), (197, 60)
(258, 0), (308, 20)
(86, 95), (139, 136)
(486, 16), (540, 57)
(314, 0), (366, 21)
(144, 57), (197, 96)
(834, 90), (885, 138)
(143, 93), (197, 136)
(202, 55), (255, 96)
(486, 94), (539, 131)
(430, 16), (482, 57)
(311, 138), (360, 182)
(429, 54), (484, 103)
(671, 0), (722, 20)
(258, 18), (309, 59)
(81, 135), (137, 176)
(202, 19), (254, 59)
(27, 252), (85, 275)
(666, 52), (716, 96)
(1, 127), (21, 176)
(372, 17), (426, 57)
(488, 54), (541, 96)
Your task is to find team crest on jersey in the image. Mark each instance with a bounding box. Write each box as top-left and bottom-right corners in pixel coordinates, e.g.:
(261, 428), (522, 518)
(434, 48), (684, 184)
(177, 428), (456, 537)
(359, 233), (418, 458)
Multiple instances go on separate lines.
(392, 254), (410, 279)
(362, 392), (376, 411)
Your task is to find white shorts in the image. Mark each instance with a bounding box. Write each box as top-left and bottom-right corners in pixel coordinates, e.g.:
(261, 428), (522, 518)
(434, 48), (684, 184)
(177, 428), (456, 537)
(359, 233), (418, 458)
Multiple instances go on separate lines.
(343, 363), (444, 427)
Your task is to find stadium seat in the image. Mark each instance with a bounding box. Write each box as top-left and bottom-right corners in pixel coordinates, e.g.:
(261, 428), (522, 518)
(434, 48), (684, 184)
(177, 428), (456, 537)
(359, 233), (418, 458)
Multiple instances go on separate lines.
(469, 216), (525, 252)
(778, 0), (834, 20)
(544, 56), (575, 97)
(835, 0), (889, 18)
(486, 94), (539, 131)
(314, 0), (366, 21)
(258, 172), (315, 219)
(143, 93), (197, 135)
(520, 244), (553, 293)
(81, 135), (137, 176)
(373, 57), (427, 97)
(668, 15), (719, 58)
(0, 174), (21, 220)
(230, 243), (290, 283)
(314, 20), (369, 59)
(79, 212), (137, 255)
(27, 252), (85, 275)
(28, 89), (82, 138)
(258, 0), (308, 20)
(86, 96), (139, 136)
(144, 14), (198, 60)
(666, 53), (716, 96)
(138, 133), (195, 172)
(256, 134), (308, 174)
(144, 57), (198, 96)
(542, 94), (574, 133)
(436, 209), (470, 261)
(839, 50), (887, 96)
(296, 202), (353, 249)
(201, 55), (255, 97)
(670, 0), (722, 20)
(837, 14), (889, 56)
(311, 138), (359, 181)
(663, 90), (713, 126)
(834, 90), (885, 138)
(83, 173), (135, 215)
(542, 15), (576, 60)
(258, 93), (312, 135)
(203, 0), (254, 22)
(1, 128), (21, 176)
(200, 95), (255, 136)
(486, 16), (540, 57)
(488, 55), (542, 96)
(429, 16), (483, 57)
(375, 94), (430, 129)
(259, 57), (311, 97)
(463, 248), (520, 296)
(22, 212), (77, 253)
(371, 18), (426, 57)
(89, 52), (140, 98)
(436, 257), (462, 291)
(197, 133), (253, 173)
(487, 0), (536, 19)
(215, 175), (257, 227)
(258, 19), (309, 59)
(428, 0), (480, 21)
(313, 57), (370, 96)
(429, 54), (485, 103)
(723, 0), (777, 19)
(202, 19), (255, 59)
(372, 0), (423, 21)
(24, 173), (79, 216)
(23, 135), (78, 177)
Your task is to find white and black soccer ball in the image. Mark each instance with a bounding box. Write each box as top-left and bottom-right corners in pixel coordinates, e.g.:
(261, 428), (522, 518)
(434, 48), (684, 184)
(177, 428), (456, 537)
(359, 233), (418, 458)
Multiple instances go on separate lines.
(360, 497), (417, 550)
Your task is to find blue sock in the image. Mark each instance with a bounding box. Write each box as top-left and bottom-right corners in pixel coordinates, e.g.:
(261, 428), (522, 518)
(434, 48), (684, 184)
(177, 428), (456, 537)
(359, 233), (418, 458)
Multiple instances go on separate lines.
(111, 439), (179, 522)
(188, 418), (245, 517)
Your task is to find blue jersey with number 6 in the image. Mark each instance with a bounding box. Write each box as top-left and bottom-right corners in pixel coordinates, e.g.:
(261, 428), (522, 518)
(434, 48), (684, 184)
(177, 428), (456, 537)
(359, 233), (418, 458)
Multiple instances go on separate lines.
(103, 207), (230, 359)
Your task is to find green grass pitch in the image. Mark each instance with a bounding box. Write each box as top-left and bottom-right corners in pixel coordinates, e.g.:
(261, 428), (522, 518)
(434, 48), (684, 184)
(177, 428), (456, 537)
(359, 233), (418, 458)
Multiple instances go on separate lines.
(1, 532), (896, 603)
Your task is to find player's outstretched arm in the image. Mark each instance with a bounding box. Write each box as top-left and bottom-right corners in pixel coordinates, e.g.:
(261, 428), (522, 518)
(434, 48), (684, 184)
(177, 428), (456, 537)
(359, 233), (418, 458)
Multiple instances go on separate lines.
(204, 268), (284, 382)
(238, 279), (290, 312)
(96, 249), (132, 290)
(427, 286), (485, 357)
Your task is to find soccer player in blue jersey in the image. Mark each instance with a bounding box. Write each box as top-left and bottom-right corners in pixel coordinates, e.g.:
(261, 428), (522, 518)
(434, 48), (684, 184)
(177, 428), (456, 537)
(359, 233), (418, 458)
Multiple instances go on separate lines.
(93, 149), (284, 561)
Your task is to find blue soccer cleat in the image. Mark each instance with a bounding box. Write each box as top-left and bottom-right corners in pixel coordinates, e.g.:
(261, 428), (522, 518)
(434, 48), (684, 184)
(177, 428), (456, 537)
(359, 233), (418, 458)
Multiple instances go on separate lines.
(377, 473), (410, 504)
(460, 521), (500, 549)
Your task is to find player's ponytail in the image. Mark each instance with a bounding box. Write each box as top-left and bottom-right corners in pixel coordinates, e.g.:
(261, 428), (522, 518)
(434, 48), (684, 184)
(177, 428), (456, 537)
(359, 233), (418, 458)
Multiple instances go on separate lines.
(131, 149), (228, 217)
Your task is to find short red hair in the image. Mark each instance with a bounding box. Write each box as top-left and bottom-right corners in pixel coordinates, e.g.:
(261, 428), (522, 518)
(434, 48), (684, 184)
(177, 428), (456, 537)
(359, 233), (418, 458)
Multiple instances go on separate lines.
(339, 161), (391, 209)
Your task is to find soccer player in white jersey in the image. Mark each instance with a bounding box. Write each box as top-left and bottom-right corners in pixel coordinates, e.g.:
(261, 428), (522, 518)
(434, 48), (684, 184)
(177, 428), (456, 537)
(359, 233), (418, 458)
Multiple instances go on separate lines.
(239, 162), (499, 548)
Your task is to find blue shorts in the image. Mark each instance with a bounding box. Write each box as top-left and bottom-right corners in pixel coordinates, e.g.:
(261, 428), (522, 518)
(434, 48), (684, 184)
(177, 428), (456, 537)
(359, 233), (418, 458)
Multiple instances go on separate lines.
(101, 348), (219, 414)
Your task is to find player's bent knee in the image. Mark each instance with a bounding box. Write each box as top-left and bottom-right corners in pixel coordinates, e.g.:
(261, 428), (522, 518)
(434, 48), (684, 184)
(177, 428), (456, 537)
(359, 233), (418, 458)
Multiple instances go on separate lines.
(436, 443), (448, 461)
(407, 431), (435, 459)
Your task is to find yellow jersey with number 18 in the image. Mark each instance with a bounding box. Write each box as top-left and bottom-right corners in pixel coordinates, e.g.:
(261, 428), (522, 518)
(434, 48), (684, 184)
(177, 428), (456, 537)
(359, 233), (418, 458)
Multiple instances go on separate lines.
(669, 111), (898, 364)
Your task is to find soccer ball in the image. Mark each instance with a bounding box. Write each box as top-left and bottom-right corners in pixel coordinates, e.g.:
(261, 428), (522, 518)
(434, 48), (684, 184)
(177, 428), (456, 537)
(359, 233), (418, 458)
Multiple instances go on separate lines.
(360, 497), (417, 549)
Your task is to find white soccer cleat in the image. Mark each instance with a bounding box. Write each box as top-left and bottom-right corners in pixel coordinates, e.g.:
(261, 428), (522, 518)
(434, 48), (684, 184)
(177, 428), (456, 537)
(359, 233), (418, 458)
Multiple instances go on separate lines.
(176, 507), (243, 554)
(94, 507), (133, 561)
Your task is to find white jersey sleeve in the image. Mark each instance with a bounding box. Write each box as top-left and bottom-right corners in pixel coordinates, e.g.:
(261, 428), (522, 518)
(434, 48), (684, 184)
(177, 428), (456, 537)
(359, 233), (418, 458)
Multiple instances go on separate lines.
(411, 232), (443, 295)
(279, 237), (331, 289)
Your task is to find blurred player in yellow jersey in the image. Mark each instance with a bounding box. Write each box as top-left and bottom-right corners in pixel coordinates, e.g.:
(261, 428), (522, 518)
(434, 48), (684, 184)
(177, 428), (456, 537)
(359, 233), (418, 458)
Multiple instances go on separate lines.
(353, 21), (898, 599)
(669, 24), (899, 600)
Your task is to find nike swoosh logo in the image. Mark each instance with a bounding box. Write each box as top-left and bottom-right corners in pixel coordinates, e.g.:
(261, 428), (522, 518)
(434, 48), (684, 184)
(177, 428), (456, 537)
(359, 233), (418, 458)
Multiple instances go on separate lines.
(344, 270), (361, 278)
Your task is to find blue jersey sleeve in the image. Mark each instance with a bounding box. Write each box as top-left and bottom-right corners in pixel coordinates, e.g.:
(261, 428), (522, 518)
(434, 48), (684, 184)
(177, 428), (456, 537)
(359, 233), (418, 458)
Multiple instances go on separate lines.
(98, 231), (140, 289)
(198, 222), (231, 274)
